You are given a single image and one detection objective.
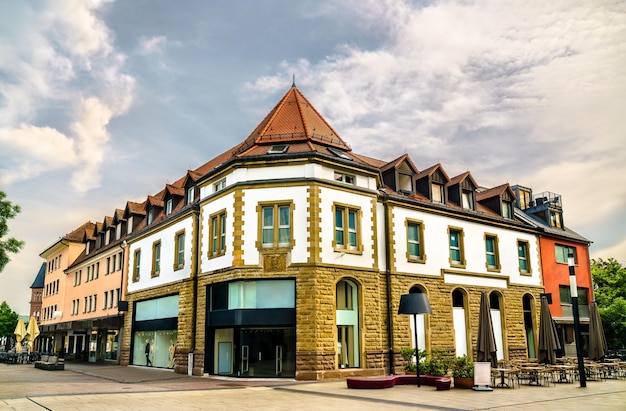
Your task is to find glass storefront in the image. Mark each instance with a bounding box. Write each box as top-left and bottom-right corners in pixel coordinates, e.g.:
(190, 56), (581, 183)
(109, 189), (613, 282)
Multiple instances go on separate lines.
(208, 280), (296, 378)
(132, 294), (179, 368)
(132, 330), (178, 368)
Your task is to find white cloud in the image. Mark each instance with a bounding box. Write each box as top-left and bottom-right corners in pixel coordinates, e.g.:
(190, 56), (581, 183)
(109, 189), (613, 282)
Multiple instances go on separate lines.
(0, 0), (134, 193)
(138, 35), (168, 55)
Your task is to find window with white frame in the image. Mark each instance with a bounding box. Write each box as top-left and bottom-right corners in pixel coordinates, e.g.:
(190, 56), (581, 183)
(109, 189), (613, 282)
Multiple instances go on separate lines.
(259, 203), (292, 249)
(406, 220), (425, 262)
(334, 204), (361, 252)
(174, 230), (185, 269)
(209, 210), (227, 257)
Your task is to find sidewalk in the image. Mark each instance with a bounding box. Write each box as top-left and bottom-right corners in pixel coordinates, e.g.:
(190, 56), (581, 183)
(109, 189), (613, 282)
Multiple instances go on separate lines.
(1, 362), (626, 410)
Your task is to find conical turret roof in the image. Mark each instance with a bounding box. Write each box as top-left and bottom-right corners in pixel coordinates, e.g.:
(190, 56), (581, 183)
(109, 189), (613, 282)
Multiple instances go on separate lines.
(233, 86), (351, 156)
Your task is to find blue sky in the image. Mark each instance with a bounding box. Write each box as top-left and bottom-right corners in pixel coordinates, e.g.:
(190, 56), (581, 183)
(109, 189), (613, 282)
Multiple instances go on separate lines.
(1, 0), (625, 315)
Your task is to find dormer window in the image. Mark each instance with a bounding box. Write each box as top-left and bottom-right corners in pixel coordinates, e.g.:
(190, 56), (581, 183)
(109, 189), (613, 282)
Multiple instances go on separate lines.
(166, 199), (173, 215)
(147, 208), (154, 225)
(462, 190), (474, 210)
(105, 230), (110, 245)
(268, 144), (288, 154)
(550, 211), (562, 228)
(127, 216), (133, 234)
(328, 147), (351, 160)
(432, 183), (444, 203)
(116, 224), (121, 240)
(86, 242), (90, 255)
(186, 186), (195, 205)
(502, 201), (512, 218)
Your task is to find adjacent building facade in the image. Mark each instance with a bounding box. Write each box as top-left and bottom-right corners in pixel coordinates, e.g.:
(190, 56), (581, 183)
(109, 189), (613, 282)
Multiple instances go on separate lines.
(35, 86), (592, 380)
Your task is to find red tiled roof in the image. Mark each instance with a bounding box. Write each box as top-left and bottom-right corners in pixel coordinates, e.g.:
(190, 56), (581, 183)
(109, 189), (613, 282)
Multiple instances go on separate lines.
(448, 171), (478, 188)
(64, 221), (96, 242)
(415, 163), (449, 181)
(380, 153), (419, 174)
(477, 183), (513, 201)
(234, 86), (350, 157)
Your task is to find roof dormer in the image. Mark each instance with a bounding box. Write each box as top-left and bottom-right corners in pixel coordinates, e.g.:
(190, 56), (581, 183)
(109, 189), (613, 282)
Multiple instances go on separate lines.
(477, 184), (516, 218)
(415, 163), (450, 203)
(380, 154), (419, 195)
(447, 172), (478, 210)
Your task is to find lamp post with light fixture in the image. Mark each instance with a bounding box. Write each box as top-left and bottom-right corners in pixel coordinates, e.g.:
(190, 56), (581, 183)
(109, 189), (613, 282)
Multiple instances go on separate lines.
(569, 253), (586, 388)
(398, 293), (432, 387)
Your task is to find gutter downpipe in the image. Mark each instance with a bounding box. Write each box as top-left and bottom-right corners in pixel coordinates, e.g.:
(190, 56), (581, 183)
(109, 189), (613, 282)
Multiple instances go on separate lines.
(383, 193), (395, 375)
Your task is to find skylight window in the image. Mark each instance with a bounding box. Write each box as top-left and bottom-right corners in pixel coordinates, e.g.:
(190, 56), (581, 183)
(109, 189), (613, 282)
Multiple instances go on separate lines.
(268, 144), (289, 154)
(328, 147), (352, 160)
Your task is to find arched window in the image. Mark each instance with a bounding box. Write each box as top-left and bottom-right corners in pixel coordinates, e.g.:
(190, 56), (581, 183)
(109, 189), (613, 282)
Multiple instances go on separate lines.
(489, 291), (505, 361)
(523, 294), (536, 358)
(452, 289), (469, 356)
(336, 279), (360, 368)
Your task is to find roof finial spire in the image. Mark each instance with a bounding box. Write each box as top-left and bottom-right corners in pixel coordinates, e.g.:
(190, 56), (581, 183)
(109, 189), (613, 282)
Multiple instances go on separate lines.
(292, 74), (296, 88)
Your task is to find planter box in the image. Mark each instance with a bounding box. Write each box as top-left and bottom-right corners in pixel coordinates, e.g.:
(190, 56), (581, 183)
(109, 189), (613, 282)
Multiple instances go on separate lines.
(454, 376), (474, 389)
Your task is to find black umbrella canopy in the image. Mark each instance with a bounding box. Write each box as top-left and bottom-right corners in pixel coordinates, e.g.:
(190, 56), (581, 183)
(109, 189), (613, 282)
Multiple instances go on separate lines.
(588, 301), (607, 361)
(476, 291), (497, 368)
(537, 296), (561, 365)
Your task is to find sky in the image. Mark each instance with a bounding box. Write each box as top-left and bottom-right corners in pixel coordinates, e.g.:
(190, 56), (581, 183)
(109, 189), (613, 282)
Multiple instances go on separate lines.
(1, 0), (625, 315)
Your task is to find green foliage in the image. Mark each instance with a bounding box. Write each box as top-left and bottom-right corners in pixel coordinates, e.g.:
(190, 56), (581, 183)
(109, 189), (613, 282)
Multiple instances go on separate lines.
(400, 347), (427, 372)
(0, 301), (19, 337)
(0, 191), (24, 273)
(451, 355), (474, 378)
(420, 349), (453, 376)
(592, 258), (626, 349)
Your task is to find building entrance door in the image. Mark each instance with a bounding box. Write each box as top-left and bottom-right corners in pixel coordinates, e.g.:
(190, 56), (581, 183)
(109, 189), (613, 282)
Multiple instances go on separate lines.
(239, 328), (294, 377)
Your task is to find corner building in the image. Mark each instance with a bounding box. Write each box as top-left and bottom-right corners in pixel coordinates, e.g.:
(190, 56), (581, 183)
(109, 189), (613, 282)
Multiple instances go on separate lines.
(120, 86), (550, 379)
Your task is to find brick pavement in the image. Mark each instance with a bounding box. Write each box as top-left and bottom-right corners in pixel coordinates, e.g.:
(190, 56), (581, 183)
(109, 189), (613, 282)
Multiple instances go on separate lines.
(1, 362), (626, 410)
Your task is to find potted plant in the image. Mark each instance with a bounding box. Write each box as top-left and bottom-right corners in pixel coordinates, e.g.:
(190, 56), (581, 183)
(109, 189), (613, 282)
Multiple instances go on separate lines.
(419, 349), (452, 386)
(451, 355), (474, 389)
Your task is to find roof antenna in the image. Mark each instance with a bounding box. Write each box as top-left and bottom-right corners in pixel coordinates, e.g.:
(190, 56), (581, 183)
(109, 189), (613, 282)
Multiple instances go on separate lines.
(292, 74), (296, 88)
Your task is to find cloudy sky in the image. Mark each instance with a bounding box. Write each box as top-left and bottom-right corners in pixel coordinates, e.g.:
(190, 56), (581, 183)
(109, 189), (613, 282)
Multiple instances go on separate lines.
(1, 0), (625, 315)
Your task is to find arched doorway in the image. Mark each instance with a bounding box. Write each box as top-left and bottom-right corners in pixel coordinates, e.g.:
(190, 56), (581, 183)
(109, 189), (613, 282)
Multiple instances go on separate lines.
(489, 291), (505, 361)
(336, 278), (360, 368)
(452, 289), (469, 356)
(523, 294), (536, 358)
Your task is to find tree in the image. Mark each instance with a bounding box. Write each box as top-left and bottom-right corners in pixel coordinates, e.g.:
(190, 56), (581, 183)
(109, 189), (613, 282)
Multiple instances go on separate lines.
(0, 191), (24, 273)
(0, 301), (19, 337)
(591, 258), (626, 349)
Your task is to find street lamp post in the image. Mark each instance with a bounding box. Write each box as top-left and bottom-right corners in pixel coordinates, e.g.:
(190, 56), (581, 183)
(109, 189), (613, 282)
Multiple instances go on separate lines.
(398, 293), (432, 387)
(569, 253), (586, 388)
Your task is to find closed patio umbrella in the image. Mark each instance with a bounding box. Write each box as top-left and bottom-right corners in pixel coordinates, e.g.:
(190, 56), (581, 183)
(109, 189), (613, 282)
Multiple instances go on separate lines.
(537, 295), (561, 365)
(476, 291), (497, 368)
(588, 301), (607, 361)
(13, 318), (26, 353)
(26, 316), (40, 353)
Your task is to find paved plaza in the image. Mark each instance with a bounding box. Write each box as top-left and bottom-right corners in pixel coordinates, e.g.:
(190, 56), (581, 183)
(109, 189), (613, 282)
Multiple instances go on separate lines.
(1, 362), (625, 410)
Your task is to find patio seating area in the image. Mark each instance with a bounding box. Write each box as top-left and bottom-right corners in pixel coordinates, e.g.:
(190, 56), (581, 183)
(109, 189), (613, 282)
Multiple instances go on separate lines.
(487, 358), (626, 389)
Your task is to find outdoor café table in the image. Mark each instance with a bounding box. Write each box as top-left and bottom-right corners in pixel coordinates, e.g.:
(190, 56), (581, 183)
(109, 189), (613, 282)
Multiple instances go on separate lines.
(584, 362), (603, 381)
(520, 366), (545, 386)
(492, 368), (512, 388)
(550, 364), (575, 383)
(599, 362), (620, 379)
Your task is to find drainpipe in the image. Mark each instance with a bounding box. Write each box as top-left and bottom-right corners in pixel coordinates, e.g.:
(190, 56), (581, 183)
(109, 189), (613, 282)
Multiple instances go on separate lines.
(383, 193), (395, 375)
(189, 204), (200, 376)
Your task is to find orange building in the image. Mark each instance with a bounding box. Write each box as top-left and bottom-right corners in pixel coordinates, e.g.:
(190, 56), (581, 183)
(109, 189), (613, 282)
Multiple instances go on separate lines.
(513, 186), (593, 357)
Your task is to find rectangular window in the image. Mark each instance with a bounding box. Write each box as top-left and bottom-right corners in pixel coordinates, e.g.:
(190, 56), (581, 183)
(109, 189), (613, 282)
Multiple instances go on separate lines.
(209, 211), (227, 257)
(166, 199), (173, 215)
(432, 183), (444, 203)
(555, 244), (576, 264)
(103, 292), (108, 310)
(127, 216), (133, 234)
(147, 208), (154, 225)
(485, 234), (500, 271)
(502, 201), (512, 218)
(518, 240), (531, 274)
(448, 227), (465, 267)
(118, 252), (123, 271)
(174, 231), (185, 269)
(461, 191), (474, 210)
(334, 172), (356, 185)
(95, 262), (99, 279)
(152, 241), (161, 277)
(105, 230), (110, 245)
(186, 186), (195, 205)
(259, 203), (292, 249)
(116, 224), (121, 240)
(334, 205), (360, 252)
(214, 179), (226, 192)
(550, 211), (562, 228)
(133, 249), (141, 282)
(406, 220), (425, 262)
(560, 285), (589, 304)
(106, 257), (111, 274)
